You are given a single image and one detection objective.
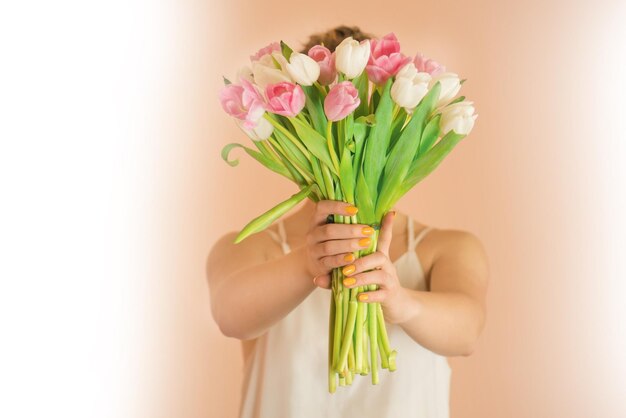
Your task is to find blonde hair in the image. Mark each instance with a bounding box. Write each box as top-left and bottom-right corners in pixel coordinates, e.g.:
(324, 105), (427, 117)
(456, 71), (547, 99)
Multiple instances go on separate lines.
(299, 25), (376, 53)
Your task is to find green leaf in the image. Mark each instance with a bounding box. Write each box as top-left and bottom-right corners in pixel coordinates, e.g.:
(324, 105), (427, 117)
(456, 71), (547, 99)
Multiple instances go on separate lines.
(362, 78), (394, 200)
(223, 76), (232, 85)
(355, 164), (375, 224)
(289, 116), (338, 175)
(339, 148), (355, 203)
(355, 114), (376, 126)
(235, 184), (317, 243)
(352, 117), (369, 175)
(417, 114), (441, 156)
(302, 85), (328, 134)
(396, 130), (465, 202)
(280, 40), (293, 61)
(375, 81), (441, 218)
(447, 95), (465, 106)
(353, 72), (369, 118)
(272, 128), (313, 177)
(388, 107), (408, 151)
(221, 142), (293, 180)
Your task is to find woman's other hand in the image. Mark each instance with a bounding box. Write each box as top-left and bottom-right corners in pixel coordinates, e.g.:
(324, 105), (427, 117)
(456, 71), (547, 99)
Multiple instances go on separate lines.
(313, 210), (414, 324)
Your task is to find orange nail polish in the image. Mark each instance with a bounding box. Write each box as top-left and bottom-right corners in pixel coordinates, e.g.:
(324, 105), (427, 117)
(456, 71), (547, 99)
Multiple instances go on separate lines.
(342, 264), (356, 276)
(343, 278), (356, 286)
(343, 253), (355, 263)
(358, 237), (371, 247)
(358, 294), (369, 302)
(346, 206), (358, 215)
(362, 226), (374, 236)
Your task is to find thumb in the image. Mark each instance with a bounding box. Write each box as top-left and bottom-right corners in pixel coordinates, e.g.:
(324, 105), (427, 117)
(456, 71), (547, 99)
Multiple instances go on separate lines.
(376, 210), (396, 256)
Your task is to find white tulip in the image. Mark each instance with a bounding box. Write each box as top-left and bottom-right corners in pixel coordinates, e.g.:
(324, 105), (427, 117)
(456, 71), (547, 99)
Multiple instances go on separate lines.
(251, 52), (292, 90)
(284, 52), (320, 86)
(396, 61), (419, 80)
(236, 65), (255, 83)
(335, 37), (370, 79)
(430, 72), (461, 108)
(439, 101), (477, 135)
(390, 63), (431, 112)
(235, 116), (274, 141)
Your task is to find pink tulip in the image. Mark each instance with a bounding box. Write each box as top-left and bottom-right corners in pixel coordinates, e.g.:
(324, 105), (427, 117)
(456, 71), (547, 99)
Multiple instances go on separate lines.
(239, 78), (267, 128)
(307, 45), (337, 85)
(218, 84), (247, 120)
(413, 52), (446, 76)
(324, 81), (360, 121)
(219, 79), (267, 129)
(250, 41), (281, 62)
(264, 82), (306, 117)
(365, 33), (412, 85)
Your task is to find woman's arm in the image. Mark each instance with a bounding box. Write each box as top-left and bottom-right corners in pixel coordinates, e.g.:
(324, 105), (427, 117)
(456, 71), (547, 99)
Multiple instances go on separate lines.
(207, 233), (314, 340)
(396, 230), (489, 357)
(314, 213), (489, 357)
(207, 201), (371, 341)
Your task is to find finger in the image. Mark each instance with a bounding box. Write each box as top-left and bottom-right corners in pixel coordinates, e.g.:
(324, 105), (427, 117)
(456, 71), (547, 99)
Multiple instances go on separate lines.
(376, 210), (396, 256)
(312, 223), (375, 242)
(356, 288), (388, 303)
(313, 236), (373, 258)
(312, 200), (359, 227)
(341, 269), (391, 290)
(319, 252), (357, 270)
(313, 273), (331, 289)
(341, 251), (389, 277)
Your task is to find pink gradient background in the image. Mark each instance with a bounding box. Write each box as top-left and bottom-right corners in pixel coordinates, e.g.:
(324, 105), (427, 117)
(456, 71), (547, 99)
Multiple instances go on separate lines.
(143, 1), (626, 417)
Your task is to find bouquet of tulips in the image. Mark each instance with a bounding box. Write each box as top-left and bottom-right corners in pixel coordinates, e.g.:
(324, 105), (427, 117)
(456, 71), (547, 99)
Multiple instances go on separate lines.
(218, 33), (477, 393)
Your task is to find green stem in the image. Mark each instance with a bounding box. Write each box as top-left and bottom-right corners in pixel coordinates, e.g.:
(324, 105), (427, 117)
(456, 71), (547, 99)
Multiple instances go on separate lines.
(368, 301), (379, 384)
(313, 81), (327, 97)
(264, 113), (312, 160)
(267, 136), (314, 183)
(326, 121), (341, 173)
(336, 300), (357, 373)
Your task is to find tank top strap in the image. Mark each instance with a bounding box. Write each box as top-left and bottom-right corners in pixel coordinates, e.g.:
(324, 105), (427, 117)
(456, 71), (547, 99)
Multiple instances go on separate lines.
(407, 216), (434, 251)
(265, 219), (291, 255)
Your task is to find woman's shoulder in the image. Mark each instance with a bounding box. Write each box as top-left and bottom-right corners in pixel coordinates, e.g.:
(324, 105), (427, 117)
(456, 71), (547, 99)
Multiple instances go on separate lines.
(405, 219), (486, 276)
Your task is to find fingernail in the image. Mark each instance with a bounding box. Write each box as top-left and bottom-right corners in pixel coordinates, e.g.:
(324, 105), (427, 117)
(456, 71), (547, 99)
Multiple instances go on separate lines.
(361, 226), (374, 236)
(312, 276), (318, 285)
(358, 237), (371, 247)
(346, 205), (358, 215)
(343, 253), (355, 263)
(343, 278), (356, 286)
(342, 264), (356, 276)
(358, 293), (369, 302)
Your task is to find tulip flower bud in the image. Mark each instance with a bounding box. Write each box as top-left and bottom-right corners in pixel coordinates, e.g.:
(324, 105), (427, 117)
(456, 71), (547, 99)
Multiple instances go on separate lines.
(324, 81), (360, 121)
(308, 45), (337, 85)
(390, 63), (431, 112)
(430, 72), (461, 108)
(284, 52), (321, 86)
(335, 37), (371, 79)
(439, 101), (477, 135)
(235, 116), (274, 141)
(265, 82), (306, 117)
(252, 52), (293, 90)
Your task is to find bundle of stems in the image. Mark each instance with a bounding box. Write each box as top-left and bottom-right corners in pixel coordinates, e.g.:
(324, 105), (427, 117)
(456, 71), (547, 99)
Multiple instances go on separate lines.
(327, 218), (397, 392)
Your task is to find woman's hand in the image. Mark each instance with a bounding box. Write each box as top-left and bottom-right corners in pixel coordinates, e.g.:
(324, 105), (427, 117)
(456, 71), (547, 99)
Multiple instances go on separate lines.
(313, 210), (415, 325)
(304, 200), (376, 279)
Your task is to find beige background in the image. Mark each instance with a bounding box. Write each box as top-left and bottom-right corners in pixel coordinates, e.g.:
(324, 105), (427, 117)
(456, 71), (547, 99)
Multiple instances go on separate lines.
(145, 1), (626, 417)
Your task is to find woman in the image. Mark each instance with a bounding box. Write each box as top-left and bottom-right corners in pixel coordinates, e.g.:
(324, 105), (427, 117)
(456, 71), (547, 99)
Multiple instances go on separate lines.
(207, 26), (489, 418)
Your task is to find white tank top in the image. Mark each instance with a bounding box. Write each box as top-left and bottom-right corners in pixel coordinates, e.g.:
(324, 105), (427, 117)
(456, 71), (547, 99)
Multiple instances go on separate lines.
(239, 216), (451, 418)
